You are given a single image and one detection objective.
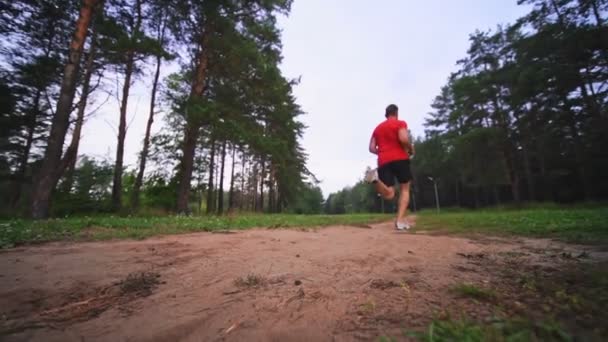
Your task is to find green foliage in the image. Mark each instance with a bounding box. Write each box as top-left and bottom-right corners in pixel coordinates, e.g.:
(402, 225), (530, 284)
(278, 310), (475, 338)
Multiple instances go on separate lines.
(0, 77), (18, 181)
(0, 213), (391, 248)
(413, 0), (608, 209)
(0, 0), (77, 211)
(152, 0), (308, 214)
(98, 0), (168, 71)
(52, 156), (114, 216)
(410, 318), (571, 342)
(325, 181), (390, 214)
(165, 0), (305, 213)
(5, 0), (605, 218)
(1, 0), (309, 217)
(288, 183), (324, 214)
(452, 128), (509, 187)
(140, 175), (178, 211)
(411, 135), (452, 183)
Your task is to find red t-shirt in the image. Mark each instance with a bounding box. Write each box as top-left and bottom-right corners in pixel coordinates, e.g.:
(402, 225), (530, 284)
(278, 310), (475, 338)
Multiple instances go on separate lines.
(372, 117), (409, 166)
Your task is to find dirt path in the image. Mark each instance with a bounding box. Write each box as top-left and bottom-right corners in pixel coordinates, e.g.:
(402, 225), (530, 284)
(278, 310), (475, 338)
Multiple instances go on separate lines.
(1, 222), (605, 341)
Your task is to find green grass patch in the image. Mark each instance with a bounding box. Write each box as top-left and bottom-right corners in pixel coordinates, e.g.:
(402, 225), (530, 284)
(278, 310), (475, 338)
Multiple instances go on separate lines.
(417, 207), (608, 243)
(0, 213), (392, 248)
(450, 283), (497, 302)
(408, 318), (572, 342)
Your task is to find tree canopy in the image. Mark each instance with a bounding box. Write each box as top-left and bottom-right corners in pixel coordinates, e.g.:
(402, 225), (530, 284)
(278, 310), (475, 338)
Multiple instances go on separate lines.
(326, 0), (608, 212)
(0, 0), (312, 218)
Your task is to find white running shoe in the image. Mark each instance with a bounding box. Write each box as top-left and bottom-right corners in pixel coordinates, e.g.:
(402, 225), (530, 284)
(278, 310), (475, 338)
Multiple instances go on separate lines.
(364, 167), (378, 183)
(395, 221), (411, 231)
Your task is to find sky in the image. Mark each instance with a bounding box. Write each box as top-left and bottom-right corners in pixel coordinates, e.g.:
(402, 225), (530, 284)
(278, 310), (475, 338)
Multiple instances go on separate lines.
(79, 0), (531, 198)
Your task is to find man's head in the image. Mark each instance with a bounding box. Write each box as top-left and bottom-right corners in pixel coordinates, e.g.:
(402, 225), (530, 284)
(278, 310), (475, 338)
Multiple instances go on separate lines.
(385, 104), (399, 118)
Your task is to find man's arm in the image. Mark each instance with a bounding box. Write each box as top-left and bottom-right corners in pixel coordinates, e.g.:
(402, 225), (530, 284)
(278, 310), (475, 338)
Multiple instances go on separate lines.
(398, 127), (414, 155)
(369, 135), (378, 155)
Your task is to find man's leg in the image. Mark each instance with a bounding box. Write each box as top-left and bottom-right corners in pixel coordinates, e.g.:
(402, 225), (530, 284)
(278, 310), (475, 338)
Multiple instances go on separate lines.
(365, 167), (395, 200)
(397, 182), (411, 224)
(375, 181), (395, 200)
(393, 160), (413, 229)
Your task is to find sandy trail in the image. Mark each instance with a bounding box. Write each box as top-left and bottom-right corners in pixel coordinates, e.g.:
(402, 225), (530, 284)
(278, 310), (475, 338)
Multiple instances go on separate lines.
(0, 222), (602, 341)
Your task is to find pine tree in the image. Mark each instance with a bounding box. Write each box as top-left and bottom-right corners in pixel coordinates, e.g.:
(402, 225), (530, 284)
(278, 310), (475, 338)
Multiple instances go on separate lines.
(29, 0), (102, 219)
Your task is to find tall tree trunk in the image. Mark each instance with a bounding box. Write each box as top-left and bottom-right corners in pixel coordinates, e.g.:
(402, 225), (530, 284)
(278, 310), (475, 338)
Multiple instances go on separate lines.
(456, 178), (464, 207)
(277, 189), (283, 213)
(503, 147), (521, 203)
(250, 162), (257, 211)
(521, 144), (536, 201)
(111, 55), (133, 211)
(579, 0), (606, 48)
(493, 186), (501, 205)
(206, 138), (216, 214)
(590, 0), (604, 26)
(492, 96), (520, 203)
(536, 139), (550, 201)
(568, 121), (592, 200)
(195, 145), (205, 214)
(132, 11), (166, 210)
(12, 12), (60, 209)
(258, 156), (265, 212)
(176, 29), (210, 213)
(239, 149), (246, 211)
(213, 146), (220, 210)
(268, 164), (275, 213)
(60, 25), (99, 193)
(177, 124), (198, 213)
(197, 183), (203, 214)
(562, 94), (592, 199)
(550, 0), (566, 26)
(217, 140), (226, 214)
(132, 53), (162, 209)
(112, 0), (142, 212)
(228, 145), (236, 210)
(29, 0), (99, 219)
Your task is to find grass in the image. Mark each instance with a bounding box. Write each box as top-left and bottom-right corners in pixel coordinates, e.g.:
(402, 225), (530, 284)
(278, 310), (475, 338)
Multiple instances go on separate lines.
(450, 283), (497, 302)
(234, 273), (266, 288)
(2, 206), (607, 247)
(0, 213), (392, 248)
(408, 318), (572, 342)
(417, 206), (608, 243)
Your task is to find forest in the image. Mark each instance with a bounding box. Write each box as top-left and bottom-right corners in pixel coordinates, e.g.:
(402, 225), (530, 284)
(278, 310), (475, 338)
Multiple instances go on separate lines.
(0, 0), (325, 219)
(325, 0), (608, 214)
(1, 0), (606, 219)
(1, 2), (607, 341)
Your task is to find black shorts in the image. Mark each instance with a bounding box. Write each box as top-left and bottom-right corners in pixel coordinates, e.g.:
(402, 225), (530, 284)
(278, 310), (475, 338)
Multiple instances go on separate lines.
(378, 159), (412, 187)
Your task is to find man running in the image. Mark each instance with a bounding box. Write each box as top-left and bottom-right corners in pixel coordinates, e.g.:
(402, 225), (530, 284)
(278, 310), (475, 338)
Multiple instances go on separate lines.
(365, 104), (414, 230)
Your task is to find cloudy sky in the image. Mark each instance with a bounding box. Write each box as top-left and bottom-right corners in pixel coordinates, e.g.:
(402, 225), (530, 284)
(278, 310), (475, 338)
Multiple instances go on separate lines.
(79, 0), (531, 198)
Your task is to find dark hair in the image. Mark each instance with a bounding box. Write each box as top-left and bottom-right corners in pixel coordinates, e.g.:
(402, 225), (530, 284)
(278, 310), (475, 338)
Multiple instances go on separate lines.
(385, 104), (398, 118)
